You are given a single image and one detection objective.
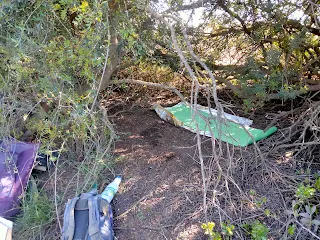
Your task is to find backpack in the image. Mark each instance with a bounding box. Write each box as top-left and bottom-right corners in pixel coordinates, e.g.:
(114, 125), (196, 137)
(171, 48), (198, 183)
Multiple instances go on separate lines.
(62, 189), (113, 240)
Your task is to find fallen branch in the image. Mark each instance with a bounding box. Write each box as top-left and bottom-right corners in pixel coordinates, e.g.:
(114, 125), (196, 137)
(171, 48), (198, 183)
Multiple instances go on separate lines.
(115, 78), (187, 102)
(295, 220), (320, 240)
(263, 110), (295, 131)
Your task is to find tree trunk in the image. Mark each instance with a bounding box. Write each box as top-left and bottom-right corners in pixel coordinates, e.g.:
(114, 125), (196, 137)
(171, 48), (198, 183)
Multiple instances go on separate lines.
(99, 23), (120, 91)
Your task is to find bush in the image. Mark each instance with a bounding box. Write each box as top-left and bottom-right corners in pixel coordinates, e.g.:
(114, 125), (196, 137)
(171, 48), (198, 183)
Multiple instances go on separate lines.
(0, 1), (115, 237)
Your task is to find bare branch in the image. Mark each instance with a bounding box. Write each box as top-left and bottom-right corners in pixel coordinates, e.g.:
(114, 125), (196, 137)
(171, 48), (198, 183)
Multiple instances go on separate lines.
(115, 78), (186, 102)
(163, 0), (211, 13)
(146, 5), (227, 222)
(217, 0), (251, 35)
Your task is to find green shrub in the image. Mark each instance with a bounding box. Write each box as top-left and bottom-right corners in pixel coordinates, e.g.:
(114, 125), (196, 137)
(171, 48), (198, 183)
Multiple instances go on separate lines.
(243, 220), (269, 240)
(296, 184), (316, 203)
(250, 221), (269, 240)
(201, 222), (222, 240)
(1, 2), (116, 237)
(15, 179), (54, 239)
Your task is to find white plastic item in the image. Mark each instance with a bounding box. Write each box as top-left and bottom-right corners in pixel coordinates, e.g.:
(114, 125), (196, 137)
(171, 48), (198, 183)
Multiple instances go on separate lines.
(0, 216), (12, 240)
(165, 102), (253, 126)
(195, 104), (253, 126)
(101, 176), (122, 203)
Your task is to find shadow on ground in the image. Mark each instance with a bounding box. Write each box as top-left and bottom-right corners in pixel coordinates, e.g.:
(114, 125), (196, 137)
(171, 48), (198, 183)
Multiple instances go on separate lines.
(109, 102), (294, 240)
(111, 107), (209, 240)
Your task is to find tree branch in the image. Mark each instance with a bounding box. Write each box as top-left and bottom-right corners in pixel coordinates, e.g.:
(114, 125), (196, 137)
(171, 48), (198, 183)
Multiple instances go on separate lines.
(214, 76), (242, 95)
(115, 78), (186, 102)
(163, 0), (211, 13)
(285, 19), (320, 36)
(267, 84), (320, 100)
(217, 0), (251, 35)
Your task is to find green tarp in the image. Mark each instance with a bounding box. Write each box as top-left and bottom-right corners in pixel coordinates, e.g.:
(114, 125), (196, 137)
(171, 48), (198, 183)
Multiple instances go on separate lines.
(155, 103), (277, 147)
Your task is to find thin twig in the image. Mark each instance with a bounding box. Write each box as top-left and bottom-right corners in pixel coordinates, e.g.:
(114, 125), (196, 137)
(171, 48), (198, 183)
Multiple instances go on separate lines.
(54, 141), (65, 233)
(295, 220), (320, 240)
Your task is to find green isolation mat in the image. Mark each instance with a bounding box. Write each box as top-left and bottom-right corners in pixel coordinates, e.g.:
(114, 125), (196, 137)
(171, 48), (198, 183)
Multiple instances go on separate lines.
(155, 103), (277, 147)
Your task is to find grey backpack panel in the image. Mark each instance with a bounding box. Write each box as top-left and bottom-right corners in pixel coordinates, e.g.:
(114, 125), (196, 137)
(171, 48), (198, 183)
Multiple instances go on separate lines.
(62, 189), (113, 240)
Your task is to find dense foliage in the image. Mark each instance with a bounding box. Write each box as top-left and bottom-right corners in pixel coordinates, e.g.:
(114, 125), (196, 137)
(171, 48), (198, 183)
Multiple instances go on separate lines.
(177, 0), (320, 107)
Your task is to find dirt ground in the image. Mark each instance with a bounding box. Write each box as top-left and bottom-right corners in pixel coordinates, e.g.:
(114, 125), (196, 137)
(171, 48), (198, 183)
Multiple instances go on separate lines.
(111, 106), (208, 239)
(101, 88), (314, 240)
(107, 105), (287, 239)
(24, 86), (316, 240)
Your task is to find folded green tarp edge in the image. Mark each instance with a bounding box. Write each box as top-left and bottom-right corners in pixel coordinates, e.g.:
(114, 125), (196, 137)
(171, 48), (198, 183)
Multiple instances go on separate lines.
(161, 103), (277, 147)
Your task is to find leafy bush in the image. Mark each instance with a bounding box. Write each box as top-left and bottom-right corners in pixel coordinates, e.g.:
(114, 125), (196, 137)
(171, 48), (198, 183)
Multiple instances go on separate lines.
(0, 1), (116, 237)
(287, 224), (296, 236)
(15, 179), (54, 239)
(243, 220), (269, 240)
(250, 221), (269, 240)
(201, 222), (222, 240)
(296, 184), (316, 203)
(201, 221), (235, 240)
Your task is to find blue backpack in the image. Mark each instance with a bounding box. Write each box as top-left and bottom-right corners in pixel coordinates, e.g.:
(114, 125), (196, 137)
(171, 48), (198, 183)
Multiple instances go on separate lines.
(62, 189), (113, 240)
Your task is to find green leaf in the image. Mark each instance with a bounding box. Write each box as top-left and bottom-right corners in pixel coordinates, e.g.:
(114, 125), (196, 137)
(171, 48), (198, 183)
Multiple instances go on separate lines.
(288, 224), (296, 236)
(201, 223), (208, 230)
(60, 8), (67, 20)
(296, 184), (316, 202)
(207, 222), (215, 230)
(314, 178), (320, 191)
(251, 221), (269, 240)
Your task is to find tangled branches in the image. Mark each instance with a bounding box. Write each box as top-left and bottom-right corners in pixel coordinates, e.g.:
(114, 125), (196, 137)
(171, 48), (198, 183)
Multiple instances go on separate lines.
(272, 99), (320, 163)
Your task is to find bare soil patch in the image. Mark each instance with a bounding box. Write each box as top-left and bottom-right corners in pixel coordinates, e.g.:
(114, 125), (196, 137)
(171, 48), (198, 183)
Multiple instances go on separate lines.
(108, 99), (297, 239)
(111, 106), (207, 239)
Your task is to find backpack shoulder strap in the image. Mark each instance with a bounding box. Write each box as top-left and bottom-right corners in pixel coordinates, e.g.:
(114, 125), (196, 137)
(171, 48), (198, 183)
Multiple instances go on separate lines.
(87, 195), (101, 240)
(99, 198), (114, 240)
(61, 197), (79, 240)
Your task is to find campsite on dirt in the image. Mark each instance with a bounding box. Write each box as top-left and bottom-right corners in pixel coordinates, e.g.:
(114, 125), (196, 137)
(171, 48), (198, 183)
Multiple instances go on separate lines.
(1, 0), (320, 239)
(107, 89), (319, 240)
